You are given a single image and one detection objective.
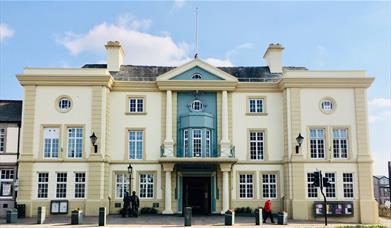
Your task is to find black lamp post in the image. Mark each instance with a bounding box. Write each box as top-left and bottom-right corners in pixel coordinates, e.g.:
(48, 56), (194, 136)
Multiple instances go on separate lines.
(90, 132), (98, 153)
(295, 133), (304, 154)
(128, 164), (133, 194)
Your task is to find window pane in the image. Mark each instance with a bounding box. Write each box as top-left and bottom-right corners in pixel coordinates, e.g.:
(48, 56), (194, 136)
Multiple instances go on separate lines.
(129, 131), (143, 160)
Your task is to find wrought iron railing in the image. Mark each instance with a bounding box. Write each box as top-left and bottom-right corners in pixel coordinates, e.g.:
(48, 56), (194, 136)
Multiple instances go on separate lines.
(160, 144), (235, 158)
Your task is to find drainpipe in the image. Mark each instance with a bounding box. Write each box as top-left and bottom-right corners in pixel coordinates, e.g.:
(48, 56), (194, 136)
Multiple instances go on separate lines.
(15, 121), (21, 208)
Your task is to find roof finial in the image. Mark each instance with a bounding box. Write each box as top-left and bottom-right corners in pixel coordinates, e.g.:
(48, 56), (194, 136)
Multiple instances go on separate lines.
(194, 7), (199, 59)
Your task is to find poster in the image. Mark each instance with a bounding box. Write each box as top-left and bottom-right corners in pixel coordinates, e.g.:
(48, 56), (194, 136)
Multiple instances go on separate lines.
(51, 202), (59, 213)
(313, 201), (354, 217)
(60, 201), (68, 213)
(1, 182), (12, 196)
(344, 203), (353, 215)
(50, 200), (68, 214)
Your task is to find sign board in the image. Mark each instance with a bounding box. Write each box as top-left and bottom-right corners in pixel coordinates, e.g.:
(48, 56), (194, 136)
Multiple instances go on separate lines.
(313, 201), (353, 217)
(50, 200), (69, 214)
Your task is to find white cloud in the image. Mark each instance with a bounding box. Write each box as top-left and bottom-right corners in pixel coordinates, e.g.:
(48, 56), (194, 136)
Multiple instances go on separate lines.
(173, 0), (185, 9)
(0, 23), (15, 42)
(369, 110), (391, 123)
(369, 97), (391, 108)
(368, 97), (391, 123)
(57, 15), (234, 66)
(226, 42), (254, 59)
(205, 58), (233, 67)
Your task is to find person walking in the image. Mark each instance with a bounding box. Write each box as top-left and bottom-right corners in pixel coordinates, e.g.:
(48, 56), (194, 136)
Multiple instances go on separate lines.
(263, 199), (275, 223)
(131, 191), (140, 217)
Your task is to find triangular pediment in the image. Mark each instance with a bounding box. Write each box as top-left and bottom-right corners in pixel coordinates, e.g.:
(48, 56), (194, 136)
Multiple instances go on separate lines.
(156, 58), (238, 82)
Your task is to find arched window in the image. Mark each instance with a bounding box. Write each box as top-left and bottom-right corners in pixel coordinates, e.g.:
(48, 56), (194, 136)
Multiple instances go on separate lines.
(191, 100), (203, 111)
(192, 73), (202, 80)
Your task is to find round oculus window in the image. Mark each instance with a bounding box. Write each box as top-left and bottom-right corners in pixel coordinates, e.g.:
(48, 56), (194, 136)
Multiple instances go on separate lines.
(191, 100), (203, 111)
(320, 98), (336, 114)
(56, 96), (72, 113)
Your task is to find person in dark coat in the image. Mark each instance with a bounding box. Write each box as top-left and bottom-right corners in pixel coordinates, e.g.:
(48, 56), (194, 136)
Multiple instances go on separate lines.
(122, 192), (131, 217)
(263, 199), (275, 223)
(131, 191), (140, 217)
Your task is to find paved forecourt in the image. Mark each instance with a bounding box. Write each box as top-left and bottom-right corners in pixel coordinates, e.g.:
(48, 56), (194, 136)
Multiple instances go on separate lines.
(1, 215), (390, 227)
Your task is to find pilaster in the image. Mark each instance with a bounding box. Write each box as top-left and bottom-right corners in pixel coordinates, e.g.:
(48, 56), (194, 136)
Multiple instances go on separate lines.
(164, 90), (174, 156)
(220, 91), (230, 156)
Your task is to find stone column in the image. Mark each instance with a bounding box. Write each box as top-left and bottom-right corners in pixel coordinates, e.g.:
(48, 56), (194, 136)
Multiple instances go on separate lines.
(220, 90), (230, 156)
(163, 163), (174, 214)
(164, 90), (174, 156)
(220, 163), (231, 214)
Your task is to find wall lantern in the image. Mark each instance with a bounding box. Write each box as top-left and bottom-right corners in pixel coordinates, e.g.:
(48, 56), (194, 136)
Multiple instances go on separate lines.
(295, 133), (304, 154)
(127, 164), (133, 175)
(90, 132), (98, 153)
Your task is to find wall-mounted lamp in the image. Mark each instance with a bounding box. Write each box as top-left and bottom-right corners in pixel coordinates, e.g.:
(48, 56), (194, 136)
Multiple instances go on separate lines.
(90, 132), (98, 153)
(295, 133), (304, 154)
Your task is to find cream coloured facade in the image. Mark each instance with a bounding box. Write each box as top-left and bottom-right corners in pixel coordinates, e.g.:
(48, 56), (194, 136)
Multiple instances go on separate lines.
(15, 41), (378, 223)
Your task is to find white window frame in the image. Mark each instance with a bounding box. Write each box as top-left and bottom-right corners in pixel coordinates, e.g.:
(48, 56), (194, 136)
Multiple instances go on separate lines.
(67, 128), (83, 158)
(324, 172), (336, 198)
(205, 129), (211, 157)
(56, 172), (67, 198)
(333, 128), (348, 159)
(191, 100), (203, 112)
(249, 131), (264, 160)
(248, 98), (264, 113)
(0, 169), (14, 197)
(192, 129), (202, 157)
(239, 174), (254, 199)
(262, 174), (277, 199)
(183, 129), (189, 156)
(0, 128), (5, 153)
(74, 172), (86, 198)
(128, 130), (143, 160)
(307, 173), (318, 198)
(343, 173), (354, 198)
(192, 73), (202, 80)
(58, 98), (71, 110)
(37, 172), (49, 199)
(43, 128), (60, 158)
(320, 99), (334, 113)
(309, 128), (325, 159)
(115, 173), (129, 199)
(139, 173), (154, 199)
(129, 98), (144, 113)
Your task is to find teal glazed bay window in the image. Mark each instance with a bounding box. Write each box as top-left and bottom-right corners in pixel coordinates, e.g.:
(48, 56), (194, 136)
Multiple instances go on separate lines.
(182, 128), (213, 157)
(177, 91), (217, 158)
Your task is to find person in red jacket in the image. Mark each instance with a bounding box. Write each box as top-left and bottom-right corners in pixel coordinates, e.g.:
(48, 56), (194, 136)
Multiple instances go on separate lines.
(263, 200), (275, 223)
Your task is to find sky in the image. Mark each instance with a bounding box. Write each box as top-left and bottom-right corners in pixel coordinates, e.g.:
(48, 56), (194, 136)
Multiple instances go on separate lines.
(0, 1), (390, 175)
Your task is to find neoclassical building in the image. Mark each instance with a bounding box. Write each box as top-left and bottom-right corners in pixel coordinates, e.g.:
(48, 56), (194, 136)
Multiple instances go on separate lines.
(16, 41), (378, 223)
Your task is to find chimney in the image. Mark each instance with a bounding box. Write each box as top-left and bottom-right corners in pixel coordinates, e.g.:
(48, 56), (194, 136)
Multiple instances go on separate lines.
(263, 43), (284, 73)
(105, 41), (125, 72)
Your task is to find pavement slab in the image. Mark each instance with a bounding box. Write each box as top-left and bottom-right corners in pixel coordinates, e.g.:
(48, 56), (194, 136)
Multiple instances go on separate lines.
(1, 215), (390, 227)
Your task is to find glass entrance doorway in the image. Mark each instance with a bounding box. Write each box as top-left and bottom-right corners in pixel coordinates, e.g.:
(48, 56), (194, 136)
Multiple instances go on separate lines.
(183, 177), (211, 215)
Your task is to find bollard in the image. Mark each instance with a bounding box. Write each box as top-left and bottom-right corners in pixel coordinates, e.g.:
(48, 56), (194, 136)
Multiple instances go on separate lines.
(224, 209), (235, 226)
(255, 208), (262, 225)
(37, 206), (46, 224)
(99, 207), (106, 226)
(184, 207), (192, 226)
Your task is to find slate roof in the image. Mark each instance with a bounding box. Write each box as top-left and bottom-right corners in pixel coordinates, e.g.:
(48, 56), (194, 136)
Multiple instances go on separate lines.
(82, 64), (307, 82)
(0, 100), (23, 123)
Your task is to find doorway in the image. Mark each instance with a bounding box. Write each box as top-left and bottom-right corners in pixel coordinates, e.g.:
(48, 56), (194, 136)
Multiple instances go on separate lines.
(183, 176), (211, 215)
